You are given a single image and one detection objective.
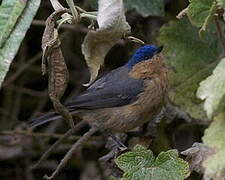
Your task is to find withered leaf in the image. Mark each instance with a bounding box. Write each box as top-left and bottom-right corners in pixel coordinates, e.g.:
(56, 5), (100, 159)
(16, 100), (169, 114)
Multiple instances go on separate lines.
(82, 0), (131, 86)
(42, 9), (75, 128)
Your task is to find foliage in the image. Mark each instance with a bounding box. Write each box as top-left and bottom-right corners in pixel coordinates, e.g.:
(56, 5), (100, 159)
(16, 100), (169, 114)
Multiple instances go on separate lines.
(0, 0), (225, 179)
(187, 0), (216, 31)
(158, 0), (225, 178)
(158, 18), (221, 120)
(202, 113), (225, 179)
(0, 0), (41, 87)
(197, 58), (225, 119)
(113, 145), (189, 180)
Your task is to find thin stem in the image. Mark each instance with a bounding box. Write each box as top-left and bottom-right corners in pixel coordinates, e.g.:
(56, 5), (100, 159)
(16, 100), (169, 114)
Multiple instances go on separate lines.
(80, 13), (97, 20)
(44, 127), (97, 180)
(1, 129), (101, 141)
(57, 16), (73, 28)
(215, 16), (225, 54)
(66, 0), (79, 23)
(32, 129), (73, 170)
(75, 6), (87, 13)
(31, 121), (86, 170)
(127, 36), (145, 45)
(50, 0), (64, 10)
(176, 8), (188, 19)
(84, 11), (98, 16)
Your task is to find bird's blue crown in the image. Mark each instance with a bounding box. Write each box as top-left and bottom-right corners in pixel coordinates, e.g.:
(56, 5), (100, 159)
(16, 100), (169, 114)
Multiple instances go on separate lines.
(126, 45), (163, 68)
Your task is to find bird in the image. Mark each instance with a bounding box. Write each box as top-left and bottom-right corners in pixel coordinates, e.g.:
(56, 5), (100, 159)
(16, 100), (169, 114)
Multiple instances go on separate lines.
(29, 45), (168, 133)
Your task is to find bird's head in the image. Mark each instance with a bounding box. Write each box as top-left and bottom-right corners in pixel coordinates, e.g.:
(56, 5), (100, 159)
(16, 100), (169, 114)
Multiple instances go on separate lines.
(126, 45), (163, 68)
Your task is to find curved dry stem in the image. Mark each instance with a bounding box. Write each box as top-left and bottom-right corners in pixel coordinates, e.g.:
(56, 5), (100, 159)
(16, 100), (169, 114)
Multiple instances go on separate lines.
(66, 0), (79, 23)
(31, 121), (87, 170)
(126, 36), (145, 45)
(44, 127), (98, 180)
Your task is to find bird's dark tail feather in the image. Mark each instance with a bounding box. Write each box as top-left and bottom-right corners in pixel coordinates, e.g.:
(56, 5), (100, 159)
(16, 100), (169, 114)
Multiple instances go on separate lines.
(29, 112), (61, 128)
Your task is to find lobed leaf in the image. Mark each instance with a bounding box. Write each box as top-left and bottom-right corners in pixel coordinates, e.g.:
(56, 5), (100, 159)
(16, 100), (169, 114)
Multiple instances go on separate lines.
(158, 18), (221, 120)
(115, 145), (189, 180)
(0, 0), (41, 88)
(187, 0), (216, 31)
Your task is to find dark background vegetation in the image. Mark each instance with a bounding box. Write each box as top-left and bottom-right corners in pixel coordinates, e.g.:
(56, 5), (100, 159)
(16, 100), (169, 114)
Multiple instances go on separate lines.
(0, 0), (204, 179)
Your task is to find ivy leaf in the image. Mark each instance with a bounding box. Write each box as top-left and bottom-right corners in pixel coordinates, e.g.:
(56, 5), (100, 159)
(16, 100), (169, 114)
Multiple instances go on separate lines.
(202, 113), (225, 179)
(82, 0), (130, 86)
(197, 58), (225, 119)
(0, 0), (41, 88)
(88, 0), (165, 17)
(158, 18), (221, 120)
(187, 0), (216, 31)
(115, 145), (190, 180)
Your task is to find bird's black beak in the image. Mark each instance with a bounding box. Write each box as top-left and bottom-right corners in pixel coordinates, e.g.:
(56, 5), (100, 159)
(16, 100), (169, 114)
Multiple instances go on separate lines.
(156, 46), (163, 54)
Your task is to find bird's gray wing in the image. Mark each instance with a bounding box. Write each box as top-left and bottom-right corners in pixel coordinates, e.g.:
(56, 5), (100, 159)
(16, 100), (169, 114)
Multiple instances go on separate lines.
(66, 66), (144, 109)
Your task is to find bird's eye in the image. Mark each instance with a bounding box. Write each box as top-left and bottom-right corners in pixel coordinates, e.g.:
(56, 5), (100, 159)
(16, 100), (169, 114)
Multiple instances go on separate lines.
(144, 56), (149, 60)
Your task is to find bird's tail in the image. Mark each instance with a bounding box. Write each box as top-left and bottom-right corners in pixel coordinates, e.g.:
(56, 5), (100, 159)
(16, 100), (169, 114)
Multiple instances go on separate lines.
(28, 112), (61, 128)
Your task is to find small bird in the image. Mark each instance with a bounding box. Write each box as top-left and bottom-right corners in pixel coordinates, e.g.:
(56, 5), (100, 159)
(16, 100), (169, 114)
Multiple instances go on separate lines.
(30, 45), (168, 133)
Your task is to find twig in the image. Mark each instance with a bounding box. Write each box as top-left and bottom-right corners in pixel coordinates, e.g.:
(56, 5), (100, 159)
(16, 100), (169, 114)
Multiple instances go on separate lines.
(2, 52), (42, 87)
(10, 85), (47, 97)
(32, 129), (73, 170)
(30, 89), (49, 119)
(176, 8), (188, 19)
(31, 121), (87, 169)
(66, 0), (79, 23)
(1, 130), (75, 139)
(44, 127), (98, 180)
(49, 0), (64, 10)
(0, 129), (101, 141)
(215, 16), (225, 54)
(126, 36), (145, 45)
(32, 20), (89, 33)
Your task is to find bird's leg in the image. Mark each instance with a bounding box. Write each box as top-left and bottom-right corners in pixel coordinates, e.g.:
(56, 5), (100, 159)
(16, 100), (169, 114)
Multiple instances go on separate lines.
(31, 120), (87, 170)
(44, 127), (97, 180)
(108, 133), (127, 151)
(99, 133), (127, 162)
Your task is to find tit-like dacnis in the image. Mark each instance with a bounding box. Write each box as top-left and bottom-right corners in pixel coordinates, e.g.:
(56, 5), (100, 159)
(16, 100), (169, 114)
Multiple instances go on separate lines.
(30, 45), (168, 132)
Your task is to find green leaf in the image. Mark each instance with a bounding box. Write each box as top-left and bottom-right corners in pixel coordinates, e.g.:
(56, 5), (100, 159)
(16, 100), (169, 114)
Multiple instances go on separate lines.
(187, 0), (216, 30)
(0, 0), (27, 48)
(115, 145), (189, 180)
(0, 0), (41, 87)
(88, 0), (165, 17)
(202, 113), (225, 179)
(158, 18), (221, 120)
(217, 0), (225, 5)
(124, 0), (164, 17)
(197, 58), (225, 119)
